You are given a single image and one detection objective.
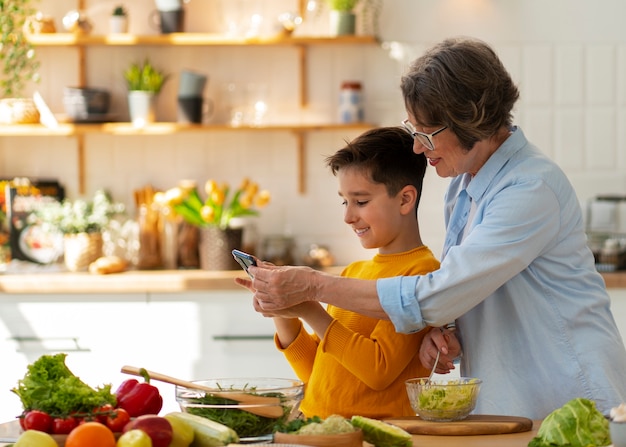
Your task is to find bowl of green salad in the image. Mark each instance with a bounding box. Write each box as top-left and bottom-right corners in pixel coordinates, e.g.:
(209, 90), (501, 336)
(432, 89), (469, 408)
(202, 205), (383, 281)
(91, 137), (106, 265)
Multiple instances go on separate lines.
(405, 377), (482, 422)
(175, 377), (304, 443)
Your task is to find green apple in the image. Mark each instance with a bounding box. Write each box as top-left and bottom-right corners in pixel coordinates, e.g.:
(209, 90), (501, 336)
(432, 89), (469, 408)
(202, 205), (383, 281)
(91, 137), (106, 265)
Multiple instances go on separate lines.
(117, 429), (152, 447)
(15, 430), (57, 447)
(164, 414), (194, 447)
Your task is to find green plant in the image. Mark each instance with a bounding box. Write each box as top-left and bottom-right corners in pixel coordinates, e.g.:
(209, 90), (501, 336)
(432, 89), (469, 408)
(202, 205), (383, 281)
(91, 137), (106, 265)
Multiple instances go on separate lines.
(123, 59), (168, 93)
(0, 0), (40, 97)
(326, 0), (359, 11)
(161, 178), (271, 230)
(112, 5), (127, 16)
(30, 189), (125, 235)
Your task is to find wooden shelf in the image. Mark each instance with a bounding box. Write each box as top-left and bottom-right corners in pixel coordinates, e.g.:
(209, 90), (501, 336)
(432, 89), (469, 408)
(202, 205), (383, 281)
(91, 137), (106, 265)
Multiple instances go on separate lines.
(0, 122), (374, 136)
(0, 122), (374, 194)
(27, 33), (379, 47)
(17, 33), (380, 194)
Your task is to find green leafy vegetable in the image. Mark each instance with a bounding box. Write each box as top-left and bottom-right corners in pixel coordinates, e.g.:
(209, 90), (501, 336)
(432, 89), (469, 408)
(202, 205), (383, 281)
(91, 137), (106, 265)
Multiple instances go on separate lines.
(185, 392), (289, 438)
(528, 397), (611, 447)
(11, 353), (116, 418)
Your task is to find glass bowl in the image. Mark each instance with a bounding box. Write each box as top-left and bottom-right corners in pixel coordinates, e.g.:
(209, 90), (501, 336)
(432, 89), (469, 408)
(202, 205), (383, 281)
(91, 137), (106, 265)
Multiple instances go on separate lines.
(175, 377), (304, 442)
(405, 377), (482, 422)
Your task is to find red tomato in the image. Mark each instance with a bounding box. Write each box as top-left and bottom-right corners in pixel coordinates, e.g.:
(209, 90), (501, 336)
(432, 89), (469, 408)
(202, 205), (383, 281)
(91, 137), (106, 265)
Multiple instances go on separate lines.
(94, 404), (115, 424)
(105, 408), (130, 432)
(53, 416), (79, 435)
(18, 416), (26, 431)
(23, 410), (53, 433)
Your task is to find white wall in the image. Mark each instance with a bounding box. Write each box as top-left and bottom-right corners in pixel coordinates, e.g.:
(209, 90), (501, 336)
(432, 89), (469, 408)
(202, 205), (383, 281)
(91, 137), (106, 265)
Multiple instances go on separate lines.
(2, 0), (626, 265)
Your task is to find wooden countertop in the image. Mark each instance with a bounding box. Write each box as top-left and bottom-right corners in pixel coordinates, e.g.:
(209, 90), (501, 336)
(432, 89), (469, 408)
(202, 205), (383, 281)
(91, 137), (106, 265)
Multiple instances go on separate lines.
(0, 267), (623, 294)
(0, 419), (541, 447)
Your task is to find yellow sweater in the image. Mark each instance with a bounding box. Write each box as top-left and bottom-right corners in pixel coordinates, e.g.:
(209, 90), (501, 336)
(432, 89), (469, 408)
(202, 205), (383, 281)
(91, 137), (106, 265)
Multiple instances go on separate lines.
(276, 246), (440, 419)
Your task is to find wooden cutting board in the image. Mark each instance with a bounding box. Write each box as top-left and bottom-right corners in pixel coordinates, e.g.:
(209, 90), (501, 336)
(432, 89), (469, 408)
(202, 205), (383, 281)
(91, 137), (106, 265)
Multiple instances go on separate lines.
(384, 415), (533, 436)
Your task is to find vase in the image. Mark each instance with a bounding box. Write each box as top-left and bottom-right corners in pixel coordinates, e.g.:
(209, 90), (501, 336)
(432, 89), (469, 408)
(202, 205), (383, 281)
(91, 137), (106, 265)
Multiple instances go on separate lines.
(128, 91), (156, 127)
(63, 232), (103, 272)
(199, 227), (243, 271)
(109, 16), (129, 33)
(329, 10), (356, 36)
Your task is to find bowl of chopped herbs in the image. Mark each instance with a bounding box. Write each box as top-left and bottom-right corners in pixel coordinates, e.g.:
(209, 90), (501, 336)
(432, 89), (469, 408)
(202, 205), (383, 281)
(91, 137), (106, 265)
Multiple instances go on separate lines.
(175, 377), (304, 443)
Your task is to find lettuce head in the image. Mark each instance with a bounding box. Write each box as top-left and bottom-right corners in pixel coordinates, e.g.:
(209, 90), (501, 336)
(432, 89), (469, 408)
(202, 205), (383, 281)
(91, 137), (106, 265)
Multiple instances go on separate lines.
(528, 397), (610, 447)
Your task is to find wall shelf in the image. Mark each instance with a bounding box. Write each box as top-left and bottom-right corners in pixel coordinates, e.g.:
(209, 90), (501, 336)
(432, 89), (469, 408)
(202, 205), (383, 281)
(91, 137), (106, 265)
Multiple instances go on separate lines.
(0, 122), (374, 194)
(12, 33), (380, 195)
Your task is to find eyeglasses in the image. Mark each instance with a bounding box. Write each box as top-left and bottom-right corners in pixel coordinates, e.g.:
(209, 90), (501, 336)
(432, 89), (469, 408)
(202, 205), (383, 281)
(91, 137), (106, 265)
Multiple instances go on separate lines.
(402, 119), (447, 151)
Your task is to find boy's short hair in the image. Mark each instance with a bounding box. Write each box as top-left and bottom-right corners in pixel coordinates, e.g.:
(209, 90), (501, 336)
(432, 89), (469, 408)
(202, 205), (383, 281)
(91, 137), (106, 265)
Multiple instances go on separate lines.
(325, 126), (427, 207)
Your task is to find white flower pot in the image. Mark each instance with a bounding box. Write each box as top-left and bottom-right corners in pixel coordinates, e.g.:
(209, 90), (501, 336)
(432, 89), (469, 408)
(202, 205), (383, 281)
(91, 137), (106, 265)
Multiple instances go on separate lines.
(109, 16), (128, 34)
(128, 91), (156, 127)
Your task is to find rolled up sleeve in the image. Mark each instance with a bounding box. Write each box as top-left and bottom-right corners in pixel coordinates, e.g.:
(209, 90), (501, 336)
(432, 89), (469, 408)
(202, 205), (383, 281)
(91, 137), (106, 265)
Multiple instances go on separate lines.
(377, 275), (426, 333)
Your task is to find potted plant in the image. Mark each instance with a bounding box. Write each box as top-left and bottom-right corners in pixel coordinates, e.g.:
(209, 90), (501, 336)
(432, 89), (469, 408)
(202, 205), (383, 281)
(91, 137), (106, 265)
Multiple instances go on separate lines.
(0, 0), (41, 124)
(123, 59), (168, 126)
(159, 178), (270, 270)
(30, 189), (126, 271)
(325, 0), (380, 36)
(110, 5), (129, 34)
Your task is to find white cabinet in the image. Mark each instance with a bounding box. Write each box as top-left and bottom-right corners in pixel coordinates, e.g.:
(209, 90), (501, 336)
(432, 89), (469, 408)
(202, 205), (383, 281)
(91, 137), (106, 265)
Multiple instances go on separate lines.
(0, 291), (293, 422)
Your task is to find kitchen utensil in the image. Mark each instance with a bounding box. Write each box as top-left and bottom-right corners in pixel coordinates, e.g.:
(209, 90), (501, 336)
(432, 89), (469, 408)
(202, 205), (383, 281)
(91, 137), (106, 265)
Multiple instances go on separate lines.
(120, 366), (283, 418)
(427, 350), (440, 384)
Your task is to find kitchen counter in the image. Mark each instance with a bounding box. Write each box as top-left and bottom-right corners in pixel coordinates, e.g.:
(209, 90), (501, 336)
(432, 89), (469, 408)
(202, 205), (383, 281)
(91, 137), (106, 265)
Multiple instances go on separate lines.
(0, 268), (622, 294)
(0, 419), (542, 447)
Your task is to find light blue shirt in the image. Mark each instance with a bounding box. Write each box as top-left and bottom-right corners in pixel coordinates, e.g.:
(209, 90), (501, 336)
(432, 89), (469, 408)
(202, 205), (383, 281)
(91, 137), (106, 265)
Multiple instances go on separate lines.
(377, 127), (626, 419)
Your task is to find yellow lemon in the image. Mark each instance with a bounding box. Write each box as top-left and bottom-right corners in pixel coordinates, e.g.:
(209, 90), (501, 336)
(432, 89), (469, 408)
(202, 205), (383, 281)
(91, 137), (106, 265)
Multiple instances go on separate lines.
(116, 429), (152, 447)
(15, 430), (57, 447)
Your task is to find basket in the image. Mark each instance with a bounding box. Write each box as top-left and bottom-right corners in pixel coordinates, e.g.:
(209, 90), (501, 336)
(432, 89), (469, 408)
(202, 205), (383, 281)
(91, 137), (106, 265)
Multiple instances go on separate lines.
(63, 232), (103, 272)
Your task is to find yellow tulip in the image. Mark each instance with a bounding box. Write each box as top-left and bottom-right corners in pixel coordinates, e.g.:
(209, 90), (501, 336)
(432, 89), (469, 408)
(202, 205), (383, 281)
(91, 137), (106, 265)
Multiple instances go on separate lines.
(239, 177), (250, 191)
(239, 194), (253, 209)
(246, 182), (259, 197)
(200, 205), (215, 222)
(204, 179), (218, 196)
(211, 188), (225, 206)
(164, 187), (185, 205)
(179, 179), (197, 195)
(254, 190), (271, 207)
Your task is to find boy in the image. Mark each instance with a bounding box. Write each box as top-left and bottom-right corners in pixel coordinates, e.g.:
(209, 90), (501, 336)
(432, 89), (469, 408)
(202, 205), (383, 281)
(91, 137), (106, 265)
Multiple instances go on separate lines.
(265, 127), (441, 418)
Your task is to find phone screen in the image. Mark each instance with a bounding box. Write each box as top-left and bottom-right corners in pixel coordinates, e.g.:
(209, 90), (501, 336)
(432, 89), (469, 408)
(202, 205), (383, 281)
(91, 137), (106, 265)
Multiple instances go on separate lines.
(232, 249), (256, 278)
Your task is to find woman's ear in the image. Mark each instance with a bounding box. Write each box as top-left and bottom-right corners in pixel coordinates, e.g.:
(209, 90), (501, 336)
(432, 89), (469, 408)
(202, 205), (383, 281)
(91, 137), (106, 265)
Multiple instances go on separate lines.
(398, 185), (418, 215)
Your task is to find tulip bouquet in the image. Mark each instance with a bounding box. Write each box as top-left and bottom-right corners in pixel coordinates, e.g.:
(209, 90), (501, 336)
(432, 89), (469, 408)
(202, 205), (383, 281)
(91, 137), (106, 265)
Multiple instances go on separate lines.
(159, 178), (271, 230)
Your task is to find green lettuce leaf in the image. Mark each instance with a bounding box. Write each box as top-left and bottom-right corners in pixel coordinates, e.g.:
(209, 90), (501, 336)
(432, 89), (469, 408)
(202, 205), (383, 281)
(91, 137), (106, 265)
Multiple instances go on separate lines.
(11, 353), (116, 417)
(528, 397), (610, 447)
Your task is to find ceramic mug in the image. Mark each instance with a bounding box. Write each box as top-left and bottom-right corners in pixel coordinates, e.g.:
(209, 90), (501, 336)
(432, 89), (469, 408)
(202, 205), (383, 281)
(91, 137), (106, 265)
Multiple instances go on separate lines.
(178, 70), (207, 97)
(150, 8), (184, 34)
(177, 96), (214, 124)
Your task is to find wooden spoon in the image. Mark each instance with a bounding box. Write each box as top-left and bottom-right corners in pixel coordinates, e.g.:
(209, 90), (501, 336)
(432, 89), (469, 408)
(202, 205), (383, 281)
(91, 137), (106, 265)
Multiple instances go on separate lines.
(121, 365), (284, 418)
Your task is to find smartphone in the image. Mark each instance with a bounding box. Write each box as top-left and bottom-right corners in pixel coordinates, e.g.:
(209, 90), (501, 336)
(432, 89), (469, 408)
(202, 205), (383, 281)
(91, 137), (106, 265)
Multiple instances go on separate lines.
(232, 249), (257, 278)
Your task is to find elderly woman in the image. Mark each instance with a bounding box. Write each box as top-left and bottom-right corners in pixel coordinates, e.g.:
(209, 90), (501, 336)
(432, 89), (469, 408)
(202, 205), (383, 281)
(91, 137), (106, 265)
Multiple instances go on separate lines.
(240, 37), (626, 419)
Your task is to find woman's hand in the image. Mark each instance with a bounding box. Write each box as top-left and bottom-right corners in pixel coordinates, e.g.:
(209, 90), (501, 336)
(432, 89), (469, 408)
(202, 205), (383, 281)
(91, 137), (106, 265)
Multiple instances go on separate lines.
(419, 326), (462, 374)
(249, 262), (322, 310)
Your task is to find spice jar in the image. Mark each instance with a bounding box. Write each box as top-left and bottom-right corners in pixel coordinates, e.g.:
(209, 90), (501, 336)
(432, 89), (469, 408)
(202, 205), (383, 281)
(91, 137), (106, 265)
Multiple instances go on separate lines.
(338, 81), (363, 123)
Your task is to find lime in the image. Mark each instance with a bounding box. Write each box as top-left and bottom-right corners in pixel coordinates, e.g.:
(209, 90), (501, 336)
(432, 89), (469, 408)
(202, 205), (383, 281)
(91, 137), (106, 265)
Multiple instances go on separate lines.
(164, 414), (194, 447)
(351, 415), (412, 447)
(14, 430), (57, 447)
(116, 429), (152, 447)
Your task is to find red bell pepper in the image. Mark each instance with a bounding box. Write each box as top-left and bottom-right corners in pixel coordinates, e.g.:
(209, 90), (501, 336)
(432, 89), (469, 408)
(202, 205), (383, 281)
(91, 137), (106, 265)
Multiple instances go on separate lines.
(115, 368), (163, 417)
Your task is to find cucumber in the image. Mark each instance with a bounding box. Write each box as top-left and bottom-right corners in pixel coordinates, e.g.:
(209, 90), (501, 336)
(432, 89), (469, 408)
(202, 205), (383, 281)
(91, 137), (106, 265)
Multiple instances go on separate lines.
(351, 415), (413, 447)
(165, 411), (239, 447)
